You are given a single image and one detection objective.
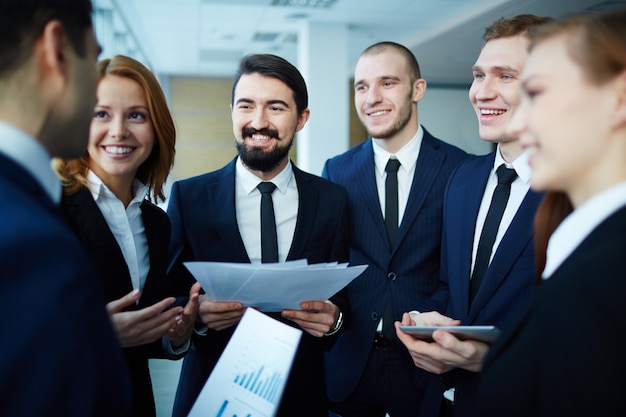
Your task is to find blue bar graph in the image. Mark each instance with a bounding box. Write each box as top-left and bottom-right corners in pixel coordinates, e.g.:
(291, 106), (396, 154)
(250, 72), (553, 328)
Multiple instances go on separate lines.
(215, 399), (252, 417)
(233, 365), (284, 405)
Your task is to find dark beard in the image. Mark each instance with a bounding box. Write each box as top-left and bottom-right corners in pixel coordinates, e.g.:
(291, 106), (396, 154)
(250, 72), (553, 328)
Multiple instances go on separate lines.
(237, 128), (293, 172)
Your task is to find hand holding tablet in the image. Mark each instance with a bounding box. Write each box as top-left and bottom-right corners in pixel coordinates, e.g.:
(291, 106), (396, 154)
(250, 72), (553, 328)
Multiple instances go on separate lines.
(399, 325), (501, 344)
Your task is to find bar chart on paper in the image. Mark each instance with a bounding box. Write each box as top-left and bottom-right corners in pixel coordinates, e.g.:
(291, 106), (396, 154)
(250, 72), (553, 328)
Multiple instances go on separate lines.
(233, 365), (285, 405)
(188, 309), (302, 417)
(214, 399), (252, 417)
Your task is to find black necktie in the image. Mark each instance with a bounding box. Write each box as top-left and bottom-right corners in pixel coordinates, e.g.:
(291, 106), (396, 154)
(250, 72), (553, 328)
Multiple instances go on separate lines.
(469, 165), (518, 304)
(258, 182), (278, 263)
(385, 158), (401, 247)
(382, 158), (401, 340)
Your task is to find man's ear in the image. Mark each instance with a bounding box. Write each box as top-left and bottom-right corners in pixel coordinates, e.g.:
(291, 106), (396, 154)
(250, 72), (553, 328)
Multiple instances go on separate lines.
(38, 20), (71, 97)
(612, 69), (626, 129)
(295, 107), (311, 132)
(412, 78), (427, 103)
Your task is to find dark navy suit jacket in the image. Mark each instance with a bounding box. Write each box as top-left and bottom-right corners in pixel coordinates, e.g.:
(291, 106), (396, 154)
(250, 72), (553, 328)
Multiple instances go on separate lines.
(418, 152), (543, 417)
(322, 127), (468, 402)
(0, 153), (131, 416)
(167, 158), (350, 417)
(477, 205), (626, 417)
(61, 186), (180, 417)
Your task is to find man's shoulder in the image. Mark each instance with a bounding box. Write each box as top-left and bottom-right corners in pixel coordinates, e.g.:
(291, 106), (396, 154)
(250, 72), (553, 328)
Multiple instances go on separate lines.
(453, 151), (494, 172)
(422, 129), (469, 161)
(293, 166), (347, 195)
(445, 152), (494, 191)
(325, 140), (370, 164)
(173, 160), (235, 189)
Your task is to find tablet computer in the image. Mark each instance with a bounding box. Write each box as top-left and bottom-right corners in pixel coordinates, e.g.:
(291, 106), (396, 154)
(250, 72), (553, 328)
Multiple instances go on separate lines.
(399, 325), (501, 344)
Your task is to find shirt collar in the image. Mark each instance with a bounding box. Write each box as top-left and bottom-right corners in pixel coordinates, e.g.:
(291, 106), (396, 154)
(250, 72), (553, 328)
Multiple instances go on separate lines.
(87, 170), (148, 206)
(494, 145), (532, 185)
(0, 121), (61, 204)
(372, 125), (423, 176)
(235, 157), (294, 195)
(543, 181), (626, 279)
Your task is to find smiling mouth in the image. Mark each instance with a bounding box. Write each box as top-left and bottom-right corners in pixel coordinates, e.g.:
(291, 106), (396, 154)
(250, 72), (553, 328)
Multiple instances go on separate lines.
(480, 109), (506, 115)
(242, 127), (279, 143)
(104, 146), (134, 155)
(367, 110), (389, 117)
(249, 133), (273, 142)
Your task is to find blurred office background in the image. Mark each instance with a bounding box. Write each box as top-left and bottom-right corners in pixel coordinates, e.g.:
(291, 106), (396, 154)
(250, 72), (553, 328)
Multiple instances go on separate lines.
(91, 0), (623, 415)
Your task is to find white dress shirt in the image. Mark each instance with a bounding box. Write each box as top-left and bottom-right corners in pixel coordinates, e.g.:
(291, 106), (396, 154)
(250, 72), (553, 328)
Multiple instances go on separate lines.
(543, 181), (626, 279)
(471, 146), (531, 274)
(372, 125), (424, 228)
(0, 121), (61, 204)
(88, 170), (150, 293)
(235, 157), (298, 264)
(88, 171), (188, 354)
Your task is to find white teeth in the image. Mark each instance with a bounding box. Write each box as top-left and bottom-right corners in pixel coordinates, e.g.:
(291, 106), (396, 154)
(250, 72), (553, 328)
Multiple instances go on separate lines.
(369, 110), (387, 117)
(104, 146), (133, 155)
(481, 109), (506, 115)
(251, 134), (270, 141)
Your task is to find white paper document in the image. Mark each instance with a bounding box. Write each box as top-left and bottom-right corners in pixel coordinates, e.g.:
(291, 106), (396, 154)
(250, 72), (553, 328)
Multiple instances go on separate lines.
(184, 260), (368, 311)
(188, 308), (302, 417)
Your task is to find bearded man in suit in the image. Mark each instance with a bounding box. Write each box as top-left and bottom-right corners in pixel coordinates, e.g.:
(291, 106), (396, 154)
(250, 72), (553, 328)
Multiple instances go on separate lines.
(168, 53), (350, 417)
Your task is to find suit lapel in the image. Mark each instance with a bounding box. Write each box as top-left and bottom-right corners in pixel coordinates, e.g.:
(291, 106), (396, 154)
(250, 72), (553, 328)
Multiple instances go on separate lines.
(354, 140), (390, 247)
(62, 187), (133, 297)
(394, 131), (443, 251)
(468, 189), (543, 320)
(139, 202), (167, 305)
(207, 160), (250, 263)
(449, 156), (494, 318)
(287, 166), (317, 260)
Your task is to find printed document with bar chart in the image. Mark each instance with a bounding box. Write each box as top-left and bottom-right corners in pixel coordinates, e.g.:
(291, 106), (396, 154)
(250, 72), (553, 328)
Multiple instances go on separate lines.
(188, 308), (302, 417)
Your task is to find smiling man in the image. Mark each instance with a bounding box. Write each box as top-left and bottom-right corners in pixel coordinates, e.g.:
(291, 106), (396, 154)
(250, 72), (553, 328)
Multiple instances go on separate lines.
(322, 41), (467, 417)
(167, 53), (350, 417)
(394, 15), (551, 417)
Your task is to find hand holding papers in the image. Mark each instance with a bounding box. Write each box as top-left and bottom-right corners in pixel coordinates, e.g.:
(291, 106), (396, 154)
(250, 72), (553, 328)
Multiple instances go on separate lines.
(188, 308), (301, 417)
(184, 260), (367, 312)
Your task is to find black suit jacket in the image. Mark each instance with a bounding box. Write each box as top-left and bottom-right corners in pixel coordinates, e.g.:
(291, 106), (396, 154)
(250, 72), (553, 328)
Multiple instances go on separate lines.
(167, 158), (350, 417)
(61, 186), (179, 417)
(476, 205), (626, 417)
(0, 153), (131, 416)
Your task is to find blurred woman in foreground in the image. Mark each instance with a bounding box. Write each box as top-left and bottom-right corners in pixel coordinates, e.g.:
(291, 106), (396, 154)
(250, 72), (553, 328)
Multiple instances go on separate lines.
(476, 8), (626, 416)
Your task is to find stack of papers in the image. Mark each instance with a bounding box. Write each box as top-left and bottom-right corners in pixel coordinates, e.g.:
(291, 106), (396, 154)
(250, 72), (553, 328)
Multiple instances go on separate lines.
(184, 260), (367, 311)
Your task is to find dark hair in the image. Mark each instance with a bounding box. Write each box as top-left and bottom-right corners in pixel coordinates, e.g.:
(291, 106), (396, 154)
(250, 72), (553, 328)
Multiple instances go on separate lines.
(360, 41), (421, 83)
(56, 55), (176, 203)
(231, 54), (308, 115)
(0, 0), (94, 77)
(483, 14), (553, 43)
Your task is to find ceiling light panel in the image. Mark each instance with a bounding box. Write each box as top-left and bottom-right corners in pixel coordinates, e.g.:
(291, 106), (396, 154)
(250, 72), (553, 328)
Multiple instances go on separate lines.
(271, 0), (338, 8)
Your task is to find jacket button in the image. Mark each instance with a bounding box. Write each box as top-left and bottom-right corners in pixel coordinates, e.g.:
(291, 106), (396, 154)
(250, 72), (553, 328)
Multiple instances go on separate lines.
(371, 312), (379, 321)
(387, 272), (396, 281)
